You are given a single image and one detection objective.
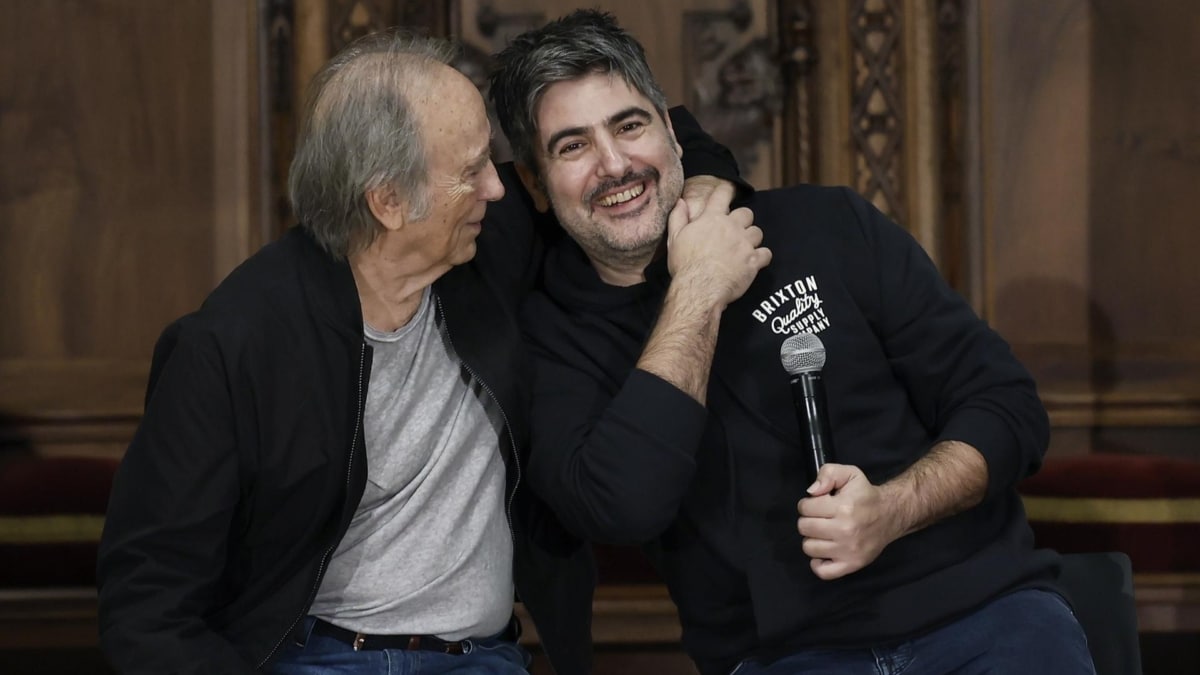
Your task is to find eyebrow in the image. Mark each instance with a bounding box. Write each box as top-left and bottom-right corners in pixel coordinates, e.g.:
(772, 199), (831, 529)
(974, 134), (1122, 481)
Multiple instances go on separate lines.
(464, 127), (496, 173)
(464, 142), (492, 174)
(466, 150), (490, 173)
(544, 105), (655, 155)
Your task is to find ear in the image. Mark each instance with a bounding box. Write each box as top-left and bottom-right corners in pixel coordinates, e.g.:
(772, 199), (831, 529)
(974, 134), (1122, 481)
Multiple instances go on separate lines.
(365, 184), (408, 232)
(515, 163), (550, 213)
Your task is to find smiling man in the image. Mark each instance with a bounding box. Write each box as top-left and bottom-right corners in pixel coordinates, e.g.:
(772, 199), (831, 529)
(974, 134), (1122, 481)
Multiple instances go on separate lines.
(490, 10), (1097, 675)
(530, 88), (686, 284)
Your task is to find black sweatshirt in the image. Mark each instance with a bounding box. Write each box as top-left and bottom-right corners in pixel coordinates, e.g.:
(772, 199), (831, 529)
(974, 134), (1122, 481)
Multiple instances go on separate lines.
(522, 184), (1060, 675)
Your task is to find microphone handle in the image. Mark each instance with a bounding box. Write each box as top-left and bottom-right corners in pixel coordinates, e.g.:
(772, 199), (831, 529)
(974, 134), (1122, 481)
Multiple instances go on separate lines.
(790, 371), (836, 485)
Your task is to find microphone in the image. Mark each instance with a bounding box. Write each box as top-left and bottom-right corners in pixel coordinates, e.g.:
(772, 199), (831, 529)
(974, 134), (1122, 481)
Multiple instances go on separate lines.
(780, 333), (836, 485)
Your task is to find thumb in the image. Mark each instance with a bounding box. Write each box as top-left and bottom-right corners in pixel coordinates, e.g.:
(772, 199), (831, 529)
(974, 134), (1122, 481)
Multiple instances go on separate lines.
(806, 463), (854, 496)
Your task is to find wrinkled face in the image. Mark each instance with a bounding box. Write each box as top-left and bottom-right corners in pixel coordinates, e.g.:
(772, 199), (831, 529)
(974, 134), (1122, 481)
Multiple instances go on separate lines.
(406, 68), (505, 268)
(531, 72), (684, 277)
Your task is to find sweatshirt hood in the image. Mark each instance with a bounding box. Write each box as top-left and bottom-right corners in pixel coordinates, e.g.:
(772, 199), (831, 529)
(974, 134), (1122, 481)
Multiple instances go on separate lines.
(540, 234), (671, 314)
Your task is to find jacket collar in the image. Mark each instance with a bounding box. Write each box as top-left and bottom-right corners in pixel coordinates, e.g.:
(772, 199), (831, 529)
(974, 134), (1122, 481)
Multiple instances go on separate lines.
(284, 226), (364, 338)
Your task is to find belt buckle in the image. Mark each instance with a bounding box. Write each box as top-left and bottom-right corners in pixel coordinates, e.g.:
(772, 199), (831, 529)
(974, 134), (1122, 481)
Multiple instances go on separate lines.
(353, 632), (366, 651)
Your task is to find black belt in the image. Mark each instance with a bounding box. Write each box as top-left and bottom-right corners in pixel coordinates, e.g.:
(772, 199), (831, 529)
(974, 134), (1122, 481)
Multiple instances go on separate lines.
(310, 615), (520, 653)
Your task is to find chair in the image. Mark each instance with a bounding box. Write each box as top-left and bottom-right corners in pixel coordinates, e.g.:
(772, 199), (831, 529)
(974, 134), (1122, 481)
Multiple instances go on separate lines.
(1056, 551), (1142, 675)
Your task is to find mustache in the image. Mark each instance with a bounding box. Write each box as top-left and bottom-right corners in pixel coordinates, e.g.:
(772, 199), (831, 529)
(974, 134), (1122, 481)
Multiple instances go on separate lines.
(586, 168), (660, 203)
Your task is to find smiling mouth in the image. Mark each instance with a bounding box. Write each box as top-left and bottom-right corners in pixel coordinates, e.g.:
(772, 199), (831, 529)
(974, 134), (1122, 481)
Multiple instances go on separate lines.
(596, 182), (646, 208)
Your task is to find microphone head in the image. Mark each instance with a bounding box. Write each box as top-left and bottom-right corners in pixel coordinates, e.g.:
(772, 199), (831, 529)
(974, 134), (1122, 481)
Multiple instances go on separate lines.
(780, 333), (826, 375)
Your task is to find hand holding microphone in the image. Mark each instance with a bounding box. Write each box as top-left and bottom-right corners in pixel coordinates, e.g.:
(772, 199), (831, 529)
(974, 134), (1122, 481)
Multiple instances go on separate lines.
(779, 333), (836, 486)
(782, 333), (897, 579)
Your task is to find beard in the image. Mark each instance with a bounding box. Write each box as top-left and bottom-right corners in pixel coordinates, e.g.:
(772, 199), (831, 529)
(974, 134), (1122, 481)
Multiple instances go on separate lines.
(551, 159), (685, 271)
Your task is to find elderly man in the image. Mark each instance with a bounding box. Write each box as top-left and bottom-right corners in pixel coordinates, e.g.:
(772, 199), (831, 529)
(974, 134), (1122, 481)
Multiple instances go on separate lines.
(490, 10), (1096, 675)
(97, 30), (743, 674)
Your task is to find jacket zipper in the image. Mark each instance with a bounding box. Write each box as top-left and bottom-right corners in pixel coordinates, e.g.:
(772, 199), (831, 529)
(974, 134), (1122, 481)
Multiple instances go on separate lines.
(435, 296), (521, 542)
(257, 340), (368, 668)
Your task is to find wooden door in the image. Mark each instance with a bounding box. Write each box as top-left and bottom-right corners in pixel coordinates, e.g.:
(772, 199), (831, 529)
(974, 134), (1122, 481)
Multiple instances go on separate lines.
(980, 0), (1200, 457)
(0, 0), (266, 458)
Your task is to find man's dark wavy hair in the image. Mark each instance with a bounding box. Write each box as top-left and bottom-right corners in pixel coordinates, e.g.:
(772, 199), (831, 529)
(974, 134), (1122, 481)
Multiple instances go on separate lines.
(488, 9), (669, 171)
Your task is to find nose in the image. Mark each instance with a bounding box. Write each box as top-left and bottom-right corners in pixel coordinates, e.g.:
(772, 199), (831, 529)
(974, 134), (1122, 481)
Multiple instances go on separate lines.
(478, 160), (505, 202)
(594, 134), (632, 178)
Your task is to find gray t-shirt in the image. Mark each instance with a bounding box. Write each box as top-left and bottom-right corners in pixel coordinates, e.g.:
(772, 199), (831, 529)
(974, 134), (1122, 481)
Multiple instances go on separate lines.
(309, 288), (513, 639)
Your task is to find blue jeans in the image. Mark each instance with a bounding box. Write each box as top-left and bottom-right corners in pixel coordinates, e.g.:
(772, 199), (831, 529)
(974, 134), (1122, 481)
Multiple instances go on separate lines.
(730, 589), (1096, 675)
(268, 616), (532, 674)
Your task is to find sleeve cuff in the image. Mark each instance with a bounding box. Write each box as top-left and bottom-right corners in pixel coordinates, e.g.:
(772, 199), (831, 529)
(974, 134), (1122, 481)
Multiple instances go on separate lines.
(936, 408), (1025, 500)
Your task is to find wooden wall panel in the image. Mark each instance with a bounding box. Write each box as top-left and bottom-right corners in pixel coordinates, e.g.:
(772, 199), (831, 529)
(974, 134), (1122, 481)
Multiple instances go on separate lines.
(1088, 1), (1200, 373)
(982, 0), (1092, 343)
(981, 0), (1200, 454)
(0, 1), (216, 361)
(0, 0), (263, 456)
(808, 0), (952, 262)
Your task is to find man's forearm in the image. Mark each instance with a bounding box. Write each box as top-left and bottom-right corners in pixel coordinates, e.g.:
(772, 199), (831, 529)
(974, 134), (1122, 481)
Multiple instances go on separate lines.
(636, 275), (723, 404)
(636, 182), (768, 405)
(881, 439), (988, 537)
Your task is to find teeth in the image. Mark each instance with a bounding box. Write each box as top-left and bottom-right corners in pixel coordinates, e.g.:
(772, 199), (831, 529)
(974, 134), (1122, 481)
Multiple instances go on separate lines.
(598, 183), (645, 207)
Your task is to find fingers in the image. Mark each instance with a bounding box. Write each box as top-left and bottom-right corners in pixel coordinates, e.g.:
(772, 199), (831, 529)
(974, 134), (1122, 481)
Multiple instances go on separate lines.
(742, 223), (771, 273)
(798, 464), (858, 517)
(666, 198), (690, 243)
(796, 465), (891, 580)
(807, 462), (856, 496)
(799, 529), (856, 580)
(796, 512), (837, 539)
(729, 205), (754, 228)
(799, 528), (836, 558)
(699, 179), (736, 216)
(680, 176), (725, 216)
(797, 492), (836, 518)
(726, 208), (767, 273)
(810, 557), (853, 581)
(798, 518), (869, 581)
(665, 191), (764, 309)
(752, 245), (773, 271)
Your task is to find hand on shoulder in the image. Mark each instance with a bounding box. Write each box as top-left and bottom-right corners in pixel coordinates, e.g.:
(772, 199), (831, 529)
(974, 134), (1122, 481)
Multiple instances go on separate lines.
(666, 182), (771, 310)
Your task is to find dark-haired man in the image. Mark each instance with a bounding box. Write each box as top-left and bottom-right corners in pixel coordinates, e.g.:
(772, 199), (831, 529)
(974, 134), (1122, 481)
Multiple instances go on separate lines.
(491, 10), (1095, 675)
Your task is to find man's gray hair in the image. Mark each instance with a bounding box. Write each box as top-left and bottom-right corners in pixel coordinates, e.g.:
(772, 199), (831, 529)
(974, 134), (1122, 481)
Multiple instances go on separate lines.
(288, 30), (458, 258)
(488, 9), (669, 171)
